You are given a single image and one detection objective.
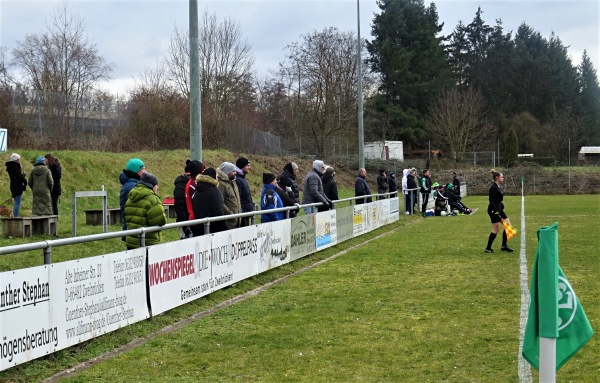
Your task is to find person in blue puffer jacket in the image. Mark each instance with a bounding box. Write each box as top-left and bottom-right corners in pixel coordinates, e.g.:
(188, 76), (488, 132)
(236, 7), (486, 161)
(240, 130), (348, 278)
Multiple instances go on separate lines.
(260, 173), (284, 223)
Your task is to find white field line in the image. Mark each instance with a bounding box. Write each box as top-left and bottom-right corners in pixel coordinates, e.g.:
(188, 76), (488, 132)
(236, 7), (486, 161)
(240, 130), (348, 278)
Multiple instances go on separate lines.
(518, 187), (533, 383)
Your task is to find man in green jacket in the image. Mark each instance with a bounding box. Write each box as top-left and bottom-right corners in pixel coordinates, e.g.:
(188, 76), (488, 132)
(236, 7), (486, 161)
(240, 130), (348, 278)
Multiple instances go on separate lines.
(124, 173), (166, 249)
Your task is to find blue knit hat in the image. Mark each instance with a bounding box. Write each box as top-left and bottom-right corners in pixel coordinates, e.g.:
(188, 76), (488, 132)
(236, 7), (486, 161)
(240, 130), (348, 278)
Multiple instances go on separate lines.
(125, 158), (145, 172)
(35, 156), (45, 165)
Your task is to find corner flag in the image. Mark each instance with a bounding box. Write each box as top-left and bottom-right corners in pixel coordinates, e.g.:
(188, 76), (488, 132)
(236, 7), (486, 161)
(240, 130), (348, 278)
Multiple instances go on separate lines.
(522, 222), (594, 371)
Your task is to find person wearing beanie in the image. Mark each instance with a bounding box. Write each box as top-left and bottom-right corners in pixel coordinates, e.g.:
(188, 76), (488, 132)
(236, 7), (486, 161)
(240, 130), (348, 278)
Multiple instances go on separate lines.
(124, 172), (166, 249)
(279, 162), (300, 215)
(5, 153), (28, 217)
(355, 168), (372, 205)
(376, 168), (388, 200)
(260, 173), (284, 222)
(45, 153), (62, 215)
(119, 158), (147, 233)
(28, 156), (54, 216)
(301, 159), (331, 214)
(235, 157), (254, 227)
(192, 168), (226, 234)
(217, 162), (241, 229)
(322, 166), (338, 202)
(388, 171), (398, 193)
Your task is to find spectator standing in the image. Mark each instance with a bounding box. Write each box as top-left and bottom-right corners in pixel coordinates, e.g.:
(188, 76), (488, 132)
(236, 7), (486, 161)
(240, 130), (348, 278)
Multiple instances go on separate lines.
(376, 169), (389, 199)
(485, 169), (513, 253)
(184, 160), (205, 236)
(192, 168), (226, 234)
(354, 168), (372, 204)
(301, 160), (331, 214)
(407, 168), (418, 214)
(260, 173), (285, 222)
(451, 171), (461, 198)
(174, 160), (192, 239)
(279, 162), (300, 206)
(5, 153), (27, 217)
(322, 166), (339, 203)
(217, 162), (241, 229)
(235, 157), (253, 226)
(28, 156), (54, 216)
(44, 153), (62, 215)
(124, 173), (166, 249)
(119, 158), (146, 231)
(420, 169), (432, 217)
(388, 171), (398, 193)
(276, 175), (298, 217)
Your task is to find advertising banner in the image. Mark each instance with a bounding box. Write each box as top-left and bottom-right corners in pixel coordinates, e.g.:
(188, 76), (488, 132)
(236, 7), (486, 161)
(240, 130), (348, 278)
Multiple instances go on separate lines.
(0, 249), (149, 371)
(52, 249), (149, 345)
(378, 199), (390, 226)
(353, 204), (367, 236)
(335, 206), (354, 243)
(210, 225), (259, 290)
(389, 197), (400, 222)
(289, 214), (316, 261)
(256, 220), (292, 273)
(147, 235), (213, 315)
(368, 201), (379, 231)
(315, 210), (337, 251)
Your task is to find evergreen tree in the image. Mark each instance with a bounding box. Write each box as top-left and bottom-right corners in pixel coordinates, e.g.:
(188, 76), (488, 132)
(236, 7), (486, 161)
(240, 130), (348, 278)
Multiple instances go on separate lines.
(578, 50), (600, 144)
(504, 125), (519, 167)
(366, 0), (451, 146)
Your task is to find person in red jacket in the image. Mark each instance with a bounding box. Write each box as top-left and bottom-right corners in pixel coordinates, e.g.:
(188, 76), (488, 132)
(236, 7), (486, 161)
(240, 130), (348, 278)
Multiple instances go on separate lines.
(184, 160), (205, 236)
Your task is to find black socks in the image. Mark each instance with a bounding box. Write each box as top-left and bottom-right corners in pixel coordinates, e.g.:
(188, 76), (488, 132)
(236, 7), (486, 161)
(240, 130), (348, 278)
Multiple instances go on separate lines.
(502, 231), (508, 247)
(487, 232), (497, 250)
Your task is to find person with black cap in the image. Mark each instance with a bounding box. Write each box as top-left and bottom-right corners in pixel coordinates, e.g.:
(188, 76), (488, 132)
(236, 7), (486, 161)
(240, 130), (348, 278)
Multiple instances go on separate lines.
(377, 168), (388, 200)
(184, 160), (204, 236)
(387, 171), (398, 193)
(124, 172), (166, 249)
(260, 173), (284, 222)
(235, 157), (253, 226)
(192, 168), (226, 234)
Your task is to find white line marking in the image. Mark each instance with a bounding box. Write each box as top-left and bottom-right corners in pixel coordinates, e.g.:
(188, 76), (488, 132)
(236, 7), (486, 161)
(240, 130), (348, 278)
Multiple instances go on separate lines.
(518, 186), (533, 383)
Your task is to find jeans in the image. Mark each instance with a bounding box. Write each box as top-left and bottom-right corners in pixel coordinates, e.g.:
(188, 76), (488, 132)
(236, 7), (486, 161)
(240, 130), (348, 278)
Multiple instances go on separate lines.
(13, 194), (22, 218)
(304, 207), (316, 215)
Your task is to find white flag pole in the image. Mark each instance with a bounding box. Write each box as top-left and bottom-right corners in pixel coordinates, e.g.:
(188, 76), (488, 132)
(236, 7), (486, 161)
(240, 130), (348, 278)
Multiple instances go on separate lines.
(539, 337), (556, 382)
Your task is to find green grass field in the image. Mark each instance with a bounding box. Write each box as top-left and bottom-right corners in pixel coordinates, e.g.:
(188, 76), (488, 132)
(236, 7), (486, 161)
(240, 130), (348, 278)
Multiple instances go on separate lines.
(1, 194), (597, 382)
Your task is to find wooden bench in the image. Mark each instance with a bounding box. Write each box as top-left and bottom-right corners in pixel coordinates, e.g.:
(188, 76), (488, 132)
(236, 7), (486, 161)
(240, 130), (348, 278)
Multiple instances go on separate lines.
(84, 208), (121, 226)
(163, 204), (176, 219)
(1, 215), (58, 237)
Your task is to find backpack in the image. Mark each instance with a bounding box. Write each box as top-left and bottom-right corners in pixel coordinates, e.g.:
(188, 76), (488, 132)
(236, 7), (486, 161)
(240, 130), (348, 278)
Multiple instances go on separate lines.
(262, 188), (276, 210)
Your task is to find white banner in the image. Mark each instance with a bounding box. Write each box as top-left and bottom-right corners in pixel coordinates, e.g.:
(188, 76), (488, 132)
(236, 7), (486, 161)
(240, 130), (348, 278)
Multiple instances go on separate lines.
(389, 197), (400, 222)
(353, 204), (367, 236)
(378, 199), (390, 226)
(210, 225), (259, 290)
(368, 202), (379, 231)
(315, 210), (337, 251)
(0, 249), (149, 371)
(147, 234), (213, 315)
(256, 220), (292, 273)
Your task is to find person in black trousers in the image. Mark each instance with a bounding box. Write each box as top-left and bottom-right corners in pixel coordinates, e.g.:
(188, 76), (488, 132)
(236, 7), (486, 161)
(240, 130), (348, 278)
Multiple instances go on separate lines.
(45, 153), (62, 216)
(485, 169), (513, 253)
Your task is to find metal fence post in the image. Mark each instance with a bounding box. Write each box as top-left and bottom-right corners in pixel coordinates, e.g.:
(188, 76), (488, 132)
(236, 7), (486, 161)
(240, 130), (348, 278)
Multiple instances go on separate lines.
(43, 245), (51, 265)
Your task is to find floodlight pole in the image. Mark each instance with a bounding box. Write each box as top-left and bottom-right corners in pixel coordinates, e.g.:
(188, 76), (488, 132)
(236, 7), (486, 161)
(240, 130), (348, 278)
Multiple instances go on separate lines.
(189, 0), (202, 162)
(357, 0), (365, 170)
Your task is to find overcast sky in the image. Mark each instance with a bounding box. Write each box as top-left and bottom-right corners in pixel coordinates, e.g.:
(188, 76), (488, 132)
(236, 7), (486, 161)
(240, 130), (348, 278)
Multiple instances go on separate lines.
(1, 0), (598, 95)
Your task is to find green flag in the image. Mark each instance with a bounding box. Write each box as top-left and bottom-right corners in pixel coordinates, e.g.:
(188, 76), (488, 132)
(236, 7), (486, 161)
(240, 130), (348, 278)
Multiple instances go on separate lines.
(522, 222), (594, 370)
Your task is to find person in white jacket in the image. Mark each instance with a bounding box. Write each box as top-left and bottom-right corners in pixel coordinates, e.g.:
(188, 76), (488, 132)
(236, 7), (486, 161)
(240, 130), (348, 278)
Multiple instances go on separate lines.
(401, 169), (409, 214)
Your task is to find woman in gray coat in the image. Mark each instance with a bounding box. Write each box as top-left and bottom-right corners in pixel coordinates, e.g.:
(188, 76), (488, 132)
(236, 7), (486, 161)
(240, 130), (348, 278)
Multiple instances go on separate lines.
(28, 156), (54, 216)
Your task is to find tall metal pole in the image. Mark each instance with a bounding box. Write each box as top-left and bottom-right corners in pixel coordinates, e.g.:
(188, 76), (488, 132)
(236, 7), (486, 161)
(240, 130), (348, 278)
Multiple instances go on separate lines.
(189, 0), (202, 161)
(357, 0), (365, 170)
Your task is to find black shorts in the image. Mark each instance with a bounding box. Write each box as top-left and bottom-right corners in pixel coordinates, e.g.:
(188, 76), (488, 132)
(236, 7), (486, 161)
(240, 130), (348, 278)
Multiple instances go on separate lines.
(487, 205), (503, 224)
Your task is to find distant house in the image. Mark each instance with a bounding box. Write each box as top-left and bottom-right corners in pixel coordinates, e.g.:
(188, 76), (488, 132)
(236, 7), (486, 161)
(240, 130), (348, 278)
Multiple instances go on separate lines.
(578, 147), (600, 165)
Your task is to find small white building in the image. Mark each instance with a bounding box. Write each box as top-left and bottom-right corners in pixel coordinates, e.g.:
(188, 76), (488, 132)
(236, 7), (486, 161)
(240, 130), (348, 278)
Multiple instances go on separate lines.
(364, 141), (404, 161)
(578, 146), (600, 165)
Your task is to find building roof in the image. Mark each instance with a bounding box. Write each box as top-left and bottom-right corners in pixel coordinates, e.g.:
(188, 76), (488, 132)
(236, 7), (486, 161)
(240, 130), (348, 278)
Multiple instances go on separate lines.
(579, 146), (600, 154)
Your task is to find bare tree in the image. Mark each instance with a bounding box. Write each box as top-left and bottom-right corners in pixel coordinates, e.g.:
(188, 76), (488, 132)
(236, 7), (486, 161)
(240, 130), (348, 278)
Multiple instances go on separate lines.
(426, 87), (493, 161)
(11, 3), (112, 147)
(278, 27), (361, 157)
(163, 11), (255, 148)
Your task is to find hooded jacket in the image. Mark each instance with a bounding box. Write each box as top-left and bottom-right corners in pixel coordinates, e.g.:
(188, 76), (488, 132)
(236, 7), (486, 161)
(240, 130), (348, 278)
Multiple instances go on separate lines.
(322, 172), (338, 202)
(260, 183), (285, 222)
(124, 183), (166, 249)
(28, 164), (54, 215)
(279, 163), (299, 203)
(401, 169), (409, 195)
(119, 170), (141, 225)
(173, 173), (190, 223)
(48, 161), (62, 196)
(217, 168), (241, 229)
(301, 167), (330, 209)
(5, 160), (27, 198)
(192, 174), (226, 234)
